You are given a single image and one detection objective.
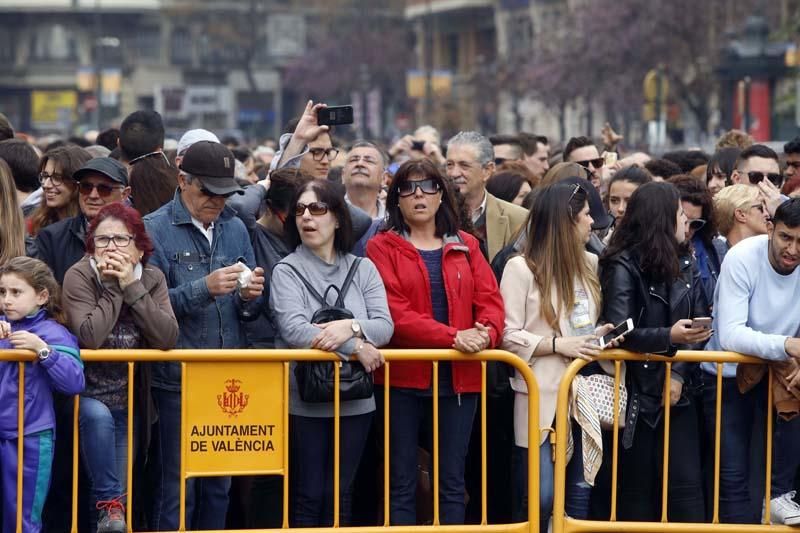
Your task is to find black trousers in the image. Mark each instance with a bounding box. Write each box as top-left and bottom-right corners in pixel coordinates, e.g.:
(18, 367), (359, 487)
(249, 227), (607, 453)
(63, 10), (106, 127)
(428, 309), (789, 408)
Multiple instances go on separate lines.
(616, 399), (705, 522)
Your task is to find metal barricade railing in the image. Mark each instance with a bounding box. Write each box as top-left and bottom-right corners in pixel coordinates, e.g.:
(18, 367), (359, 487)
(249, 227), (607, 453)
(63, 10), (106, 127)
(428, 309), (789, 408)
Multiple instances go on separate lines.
(1, 348), (539, 533)
(551, 349), (790, 533)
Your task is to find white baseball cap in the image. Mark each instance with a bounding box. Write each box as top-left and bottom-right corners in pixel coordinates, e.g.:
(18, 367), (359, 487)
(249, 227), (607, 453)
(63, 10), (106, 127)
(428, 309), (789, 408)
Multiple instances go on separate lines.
(177, 128), (220, 156)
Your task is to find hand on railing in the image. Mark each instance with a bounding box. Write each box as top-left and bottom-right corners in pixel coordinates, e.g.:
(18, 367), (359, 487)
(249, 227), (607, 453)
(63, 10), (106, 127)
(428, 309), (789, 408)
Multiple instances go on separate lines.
(670, 319), (713, 345)
(311, 319), (354, 352)
(0, 320), (10, 339)
(354, 341), (384, 373)
(555, 335), (601, 361)
(453, 323), (491, 353)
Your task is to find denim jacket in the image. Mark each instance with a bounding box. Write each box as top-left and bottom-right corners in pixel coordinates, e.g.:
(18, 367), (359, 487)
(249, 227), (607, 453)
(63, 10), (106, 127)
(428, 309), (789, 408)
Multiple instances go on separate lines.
(144, 189), (260, 391)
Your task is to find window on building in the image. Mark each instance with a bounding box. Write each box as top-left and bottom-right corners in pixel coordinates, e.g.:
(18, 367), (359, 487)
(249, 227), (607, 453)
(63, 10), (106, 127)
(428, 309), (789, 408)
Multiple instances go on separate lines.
(130, 26), (161, 62)
(170, 28), (192, 65)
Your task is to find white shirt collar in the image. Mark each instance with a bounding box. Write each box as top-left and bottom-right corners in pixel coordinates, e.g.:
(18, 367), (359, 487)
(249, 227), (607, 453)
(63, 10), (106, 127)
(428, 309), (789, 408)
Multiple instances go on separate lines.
(191, 217), (214, 245)
(471, 191), (488, 224)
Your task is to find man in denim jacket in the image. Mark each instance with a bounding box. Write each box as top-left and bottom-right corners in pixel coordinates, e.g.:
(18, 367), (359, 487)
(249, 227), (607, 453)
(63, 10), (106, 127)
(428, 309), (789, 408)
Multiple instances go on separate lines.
(144, 140), (264, 531)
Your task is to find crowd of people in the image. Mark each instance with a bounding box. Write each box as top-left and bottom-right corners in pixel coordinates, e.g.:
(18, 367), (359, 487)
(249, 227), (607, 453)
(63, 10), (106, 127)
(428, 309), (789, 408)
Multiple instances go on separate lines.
(1, 102), (800, 533)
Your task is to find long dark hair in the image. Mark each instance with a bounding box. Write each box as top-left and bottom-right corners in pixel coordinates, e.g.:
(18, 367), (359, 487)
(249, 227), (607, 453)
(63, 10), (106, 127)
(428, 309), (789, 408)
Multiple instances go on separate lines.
(383, 159), (460, 237)
(603, 181), (681, 283)
(668, 174), (717, 251)
(284, 179), (353, 253)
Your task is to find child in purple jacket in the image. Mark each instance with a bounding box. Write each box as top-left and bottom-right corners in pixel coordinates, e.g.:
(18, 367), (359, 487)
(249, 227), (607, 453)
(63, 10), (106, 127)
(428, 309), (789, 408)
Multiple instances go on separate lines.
(0, 257), (84, 533)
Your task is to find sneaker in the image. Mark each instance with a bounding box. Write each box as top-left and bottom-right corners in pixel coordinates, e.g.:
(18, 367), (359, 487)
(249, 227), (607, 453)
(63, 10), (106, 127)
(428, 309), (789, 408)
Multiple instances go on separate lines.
(770, 491), (800, 526)
(96, 495), (126, 533)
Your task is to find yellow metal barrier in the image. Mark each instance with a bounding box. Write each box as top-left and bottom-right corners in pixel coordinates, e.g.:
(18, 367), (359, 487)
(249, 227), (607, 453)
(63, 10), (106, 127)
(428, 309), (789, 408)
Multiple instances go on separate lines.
(551, 350), (793, 533)
(1, 348), (539, 533)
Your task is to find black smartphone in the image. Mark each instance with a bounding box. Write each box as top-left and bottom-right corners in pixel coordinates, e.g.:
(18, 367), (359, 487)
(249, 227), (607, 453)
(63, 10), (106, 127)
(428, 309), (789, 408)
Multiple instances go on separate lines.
(318, 105), (354, 126)
(411, 139), (425, 151)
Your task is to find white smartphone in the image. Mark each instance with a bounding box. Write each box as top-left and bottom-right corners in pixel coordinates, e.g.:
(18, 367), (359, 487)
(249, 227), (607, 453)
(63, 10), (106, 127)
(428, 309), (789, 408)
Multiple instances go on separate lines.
(599, 318), (634, 349)
(691, 317), (712, 330)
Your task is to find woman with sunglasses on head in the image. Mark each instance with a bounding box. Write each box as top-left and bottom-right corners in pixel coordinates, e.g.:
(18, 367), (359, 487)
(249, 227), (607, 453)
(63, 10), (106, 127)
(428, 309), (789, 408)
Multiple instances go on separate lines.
(270, 179), (393, 527)
(501, 182), (620, 530)
(62, 202), (178, 533)
(599, 181), (712, 522)
(28, 145), (92, 236)
(366, 159), (505, 526)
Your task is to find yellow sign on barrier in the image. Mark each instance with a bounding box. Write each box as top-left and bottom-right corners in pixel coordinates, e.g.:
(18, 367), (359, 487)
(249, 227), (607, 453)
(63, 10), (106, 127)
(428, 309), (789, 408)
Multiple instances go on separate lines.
(183, 362), (285, 475)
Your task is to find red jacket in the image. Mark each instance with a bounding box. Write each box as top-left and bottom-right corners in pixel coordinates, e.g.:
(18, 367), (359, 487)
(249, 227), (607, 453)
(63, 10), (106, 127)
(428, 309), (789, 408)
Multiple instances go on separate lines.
(366, 230), (505, 393)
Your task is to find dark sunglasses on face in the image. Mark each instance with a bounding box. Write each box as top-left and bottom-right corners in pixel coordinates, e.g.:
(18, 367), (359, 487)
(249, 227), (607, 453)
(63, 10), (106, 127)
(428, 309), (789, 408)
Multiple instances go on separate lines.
(747, 171), (783, 187)
(397, 178), (441, 197)
(309, 147), (340, 162)
(688, 218), (706, 231)
(576, 157), (604, 169)
(494, 157), (508, 166)
(295, 201), (330, 217)
(78, 182), (123, 197)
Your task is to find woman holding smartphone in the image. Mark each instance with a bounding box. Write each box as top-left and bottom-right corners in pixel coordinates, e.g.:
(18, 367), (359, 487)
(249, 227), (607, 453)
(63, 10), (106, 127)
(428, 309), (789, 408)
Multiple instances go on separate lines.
(599, 181), (711, 522)
(500, 183), (617, 529)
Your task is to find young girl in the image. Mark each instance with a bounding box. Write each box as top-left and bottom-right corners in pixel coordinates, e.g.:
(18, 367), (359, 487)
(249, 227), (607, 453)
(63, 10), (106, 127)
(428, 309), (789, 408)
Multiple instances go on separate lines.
(0, 257), (84, 533)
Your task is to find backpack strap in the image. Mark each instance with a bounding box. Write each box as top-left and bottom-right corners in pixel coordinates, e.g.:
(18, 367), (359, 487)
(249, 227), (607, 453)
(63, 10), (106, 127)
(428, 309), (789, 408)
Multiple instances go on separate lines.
(335, 258), (362, 307)
(276, 263), (324, 304)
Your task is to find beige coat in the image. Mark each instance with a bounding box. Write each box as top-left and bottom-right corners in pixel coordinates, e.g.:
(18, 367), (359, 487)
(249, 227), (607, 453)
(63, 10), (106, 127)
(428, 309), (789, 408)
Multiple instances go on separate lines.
(485, 192), (529, 263)
(500, 253), (600, 448)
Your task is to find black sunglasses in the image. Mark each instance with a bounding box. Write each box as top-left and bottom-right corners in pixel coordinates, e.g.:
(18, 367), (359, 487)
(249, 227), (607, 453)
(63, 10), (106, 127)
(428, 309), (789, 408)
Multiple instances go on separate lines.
(688, 218), (706, 231)
(78, 182), (123, 197)
(747, 171), (783, 187)
(576, 157), (604, 169)
(494, 157), (508, 166)
(295, 201), (330, 216)
(398, 178), (441, 197)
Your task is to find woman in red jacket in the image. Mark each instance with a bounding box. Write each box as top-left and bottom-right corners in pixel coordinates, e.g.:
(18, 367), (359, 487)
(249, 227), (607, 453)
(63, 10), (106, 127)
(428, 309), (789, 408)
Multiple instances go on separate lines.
(366, 159), (504, 525)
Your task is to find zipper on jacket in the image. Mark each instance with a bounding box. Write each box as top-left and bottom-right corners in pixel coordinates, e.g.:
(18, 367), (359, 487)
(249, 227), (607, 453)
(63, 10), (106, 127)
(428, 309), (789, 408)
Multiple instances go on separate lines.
(458, 393), (461, 406)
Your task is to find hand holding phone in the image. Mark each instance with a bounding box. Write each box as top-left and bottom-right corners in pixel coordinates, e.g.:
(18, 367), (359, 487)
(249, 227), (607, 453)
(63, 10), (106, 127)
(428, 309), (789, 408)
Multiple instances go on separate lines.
(690, 317), (712, 330)
(598, 318), (634, 349)
(317, 105), (354, 126)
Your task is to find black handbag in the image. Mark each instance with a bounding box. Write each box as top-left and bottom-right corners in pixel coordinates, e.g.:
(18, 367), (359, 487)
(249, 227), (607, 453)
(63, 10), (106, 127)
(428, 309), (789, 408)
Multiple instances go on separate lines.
(279, 258), (374, 403)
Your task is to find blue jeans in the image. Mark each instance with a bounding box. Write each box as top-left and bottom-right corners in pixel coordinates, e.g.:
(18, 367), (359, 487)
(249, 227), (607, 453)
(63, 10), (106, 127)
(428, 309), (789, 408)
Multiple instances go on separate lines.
(382, 389), (477, 525)
(290, 413), (372, 526)
(149, 388), (230, 531)
(79, 396), (128, 522)
(512, 421), (591, 530)
(701, 372), (766, 523)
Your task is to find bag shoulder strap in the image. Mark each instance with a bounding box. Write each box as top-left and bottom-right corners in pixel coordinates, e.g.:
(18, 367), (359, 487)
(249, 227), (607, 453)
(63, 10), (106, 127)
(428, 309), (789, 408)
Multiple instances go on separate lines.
(276, 263), (324, 304)
(334, 258), (362, 306)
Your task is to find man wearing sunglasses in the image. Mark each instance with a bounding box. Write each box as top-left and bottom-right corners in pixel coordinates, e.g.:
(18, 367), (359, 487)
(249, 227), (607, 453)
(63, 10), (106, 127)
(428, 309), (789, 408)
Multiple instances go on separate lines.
(143, 140), (265, 531)
(489, 134), (523, 168)
(731, 144), (783, 189)
(563, 136), (605, 190)
(36, 157), (131, 284)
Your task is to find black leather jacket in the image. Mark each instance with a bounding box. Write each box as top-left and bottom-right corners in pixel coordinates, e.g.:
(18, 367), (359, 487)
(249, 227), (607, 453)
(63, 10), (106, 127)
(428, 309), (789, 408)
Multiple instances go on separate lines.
(600, 249), (709, 446)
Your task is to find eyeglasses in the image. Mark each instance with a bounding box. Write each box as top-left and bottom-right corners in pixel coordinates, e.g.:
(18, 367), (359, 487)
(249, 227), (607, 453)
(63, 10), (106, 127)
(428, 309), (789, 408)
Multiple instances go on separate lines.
(576, 158), (604, 170)
(295, 201), (330, 216)
(39, 171), (70, 186)
(128, 150), (171, 167)
(786, 161), (800, 169)
(78, 182), (124, 197)
(309, 147), (340, 162)
(93, 234), (133, 248)
(747, 171), (783, 187)
(567, 183), (583, 217)
(494, 157), (508, 166)
(398, 178), (441, 197)
(688, 218), (706, 231)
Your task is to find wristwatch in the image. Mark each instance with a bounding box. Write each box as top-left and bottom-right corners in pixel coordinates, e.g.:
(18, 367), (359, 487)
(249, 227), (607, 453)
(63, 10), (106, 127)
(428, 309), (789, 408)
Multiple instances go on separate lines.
(37, 346), (52, 362)
(351, 320), (362, 338)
